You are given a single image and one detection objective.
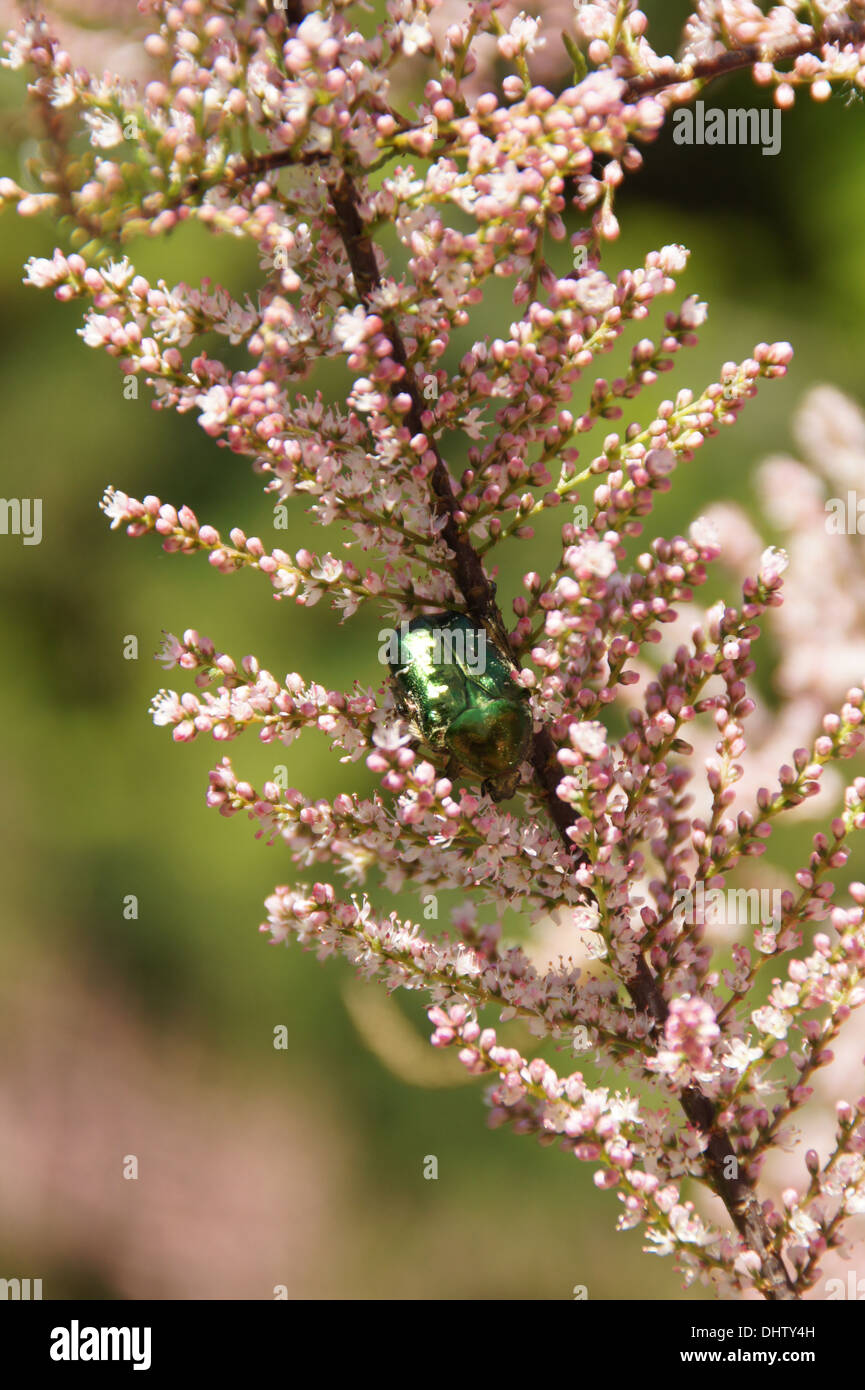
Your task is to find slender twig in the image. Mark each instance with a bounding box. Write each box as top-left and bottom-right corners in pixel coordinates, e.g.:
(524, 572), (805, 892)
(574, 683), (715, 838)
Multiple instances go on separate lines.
(622, 18), (865, 101)
(326, 174), (507, 631)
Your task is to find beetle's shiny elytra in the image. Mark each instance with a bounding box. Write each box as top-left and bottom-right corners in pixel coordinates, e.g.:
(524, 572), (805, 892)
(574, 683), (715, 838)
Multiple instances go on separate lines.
(388, 611), (533, 799)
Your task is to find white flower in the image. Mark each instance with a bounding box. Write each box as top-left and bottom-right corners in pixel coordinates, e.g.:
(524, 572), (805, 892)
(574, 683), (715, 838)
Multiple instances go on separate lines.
(575, 4), (614, 42)
(485, 166), (524, 208)
(297, 14), (334, 50)
(398, 18), (433, 56)
(721, 1037), (764, 1074)
(568, 538), (617, 578)
(540, 1100), (571, 1132)
(2, 26), (38, 70)
(310, 554), (343, 583)
(371, 718), (412, 753)
(607, 1094), (641, 1126)
(461, 407), (486, 441)
(569, 720), (607, 759)
(844, 1187), (865, 1215)
(349, 381), (382, 413)
(333, 305), (375, 353)
(759, 545), (789, 584)
(99, 486), (130, 529)
(508, 13), (545, 54)
(645, 1228), (676, 1257)
(388, 170), (423, 203)
(149, 689), (184, 726)
(751, 1004), (790, 1040)
(658, 244), (689, 273)
(574, 270), (616, 314)
(770, 980), (799, 1009)
(23, 255), (65, 288)
(152, 296), (196, 346)
(101, 257), (135, 291)
(156, 633), (185, 670)
(195, 385), (231, 431)
(436, 260), (472, 310)
(49, 75), (78, 108)
(733, 1250), (763, 1277)
(80, 313), (118, 348)
(453, 946), (481, 978)
(669, 1205), (713, 1246)
(679, 294), (708, 328)
(786, 1206), (820, 1241)
(213, 300), (256, 345)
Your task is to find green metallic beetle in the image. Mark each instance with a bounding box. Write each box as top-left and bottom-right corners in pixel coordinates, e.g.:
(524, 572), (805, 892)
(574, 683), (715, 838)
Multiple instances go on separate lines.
(386, 611), (533, 801)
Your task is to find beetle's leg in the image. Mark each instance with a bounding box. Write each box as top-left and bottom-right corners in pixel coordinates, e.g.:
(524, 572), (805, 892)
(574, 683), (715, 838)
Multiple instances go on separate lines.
(481, 771), (520, 803)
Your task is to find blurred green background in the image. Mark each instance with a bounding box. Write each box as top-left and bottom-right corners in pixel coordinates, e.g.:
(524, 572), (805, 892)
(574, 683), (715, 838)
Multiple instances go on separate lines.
(0, 0), (863, 1299)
